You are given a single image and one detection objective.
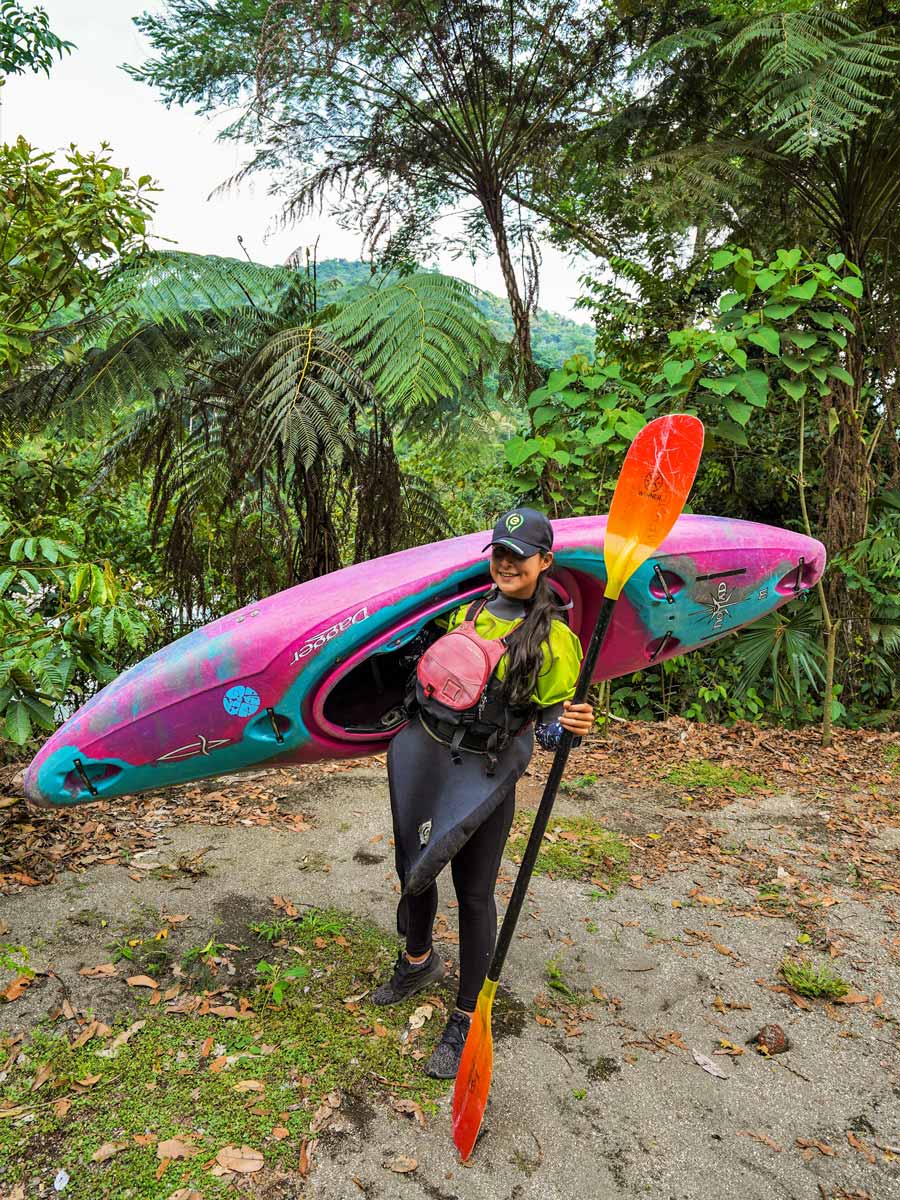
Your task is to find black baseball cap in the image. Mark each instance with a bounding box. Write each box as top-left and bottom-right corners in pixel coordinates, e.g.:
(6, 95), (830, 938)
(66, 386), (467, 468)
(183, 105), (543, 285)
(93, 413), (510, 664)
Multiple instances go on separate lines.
(482, 507), (554, 558)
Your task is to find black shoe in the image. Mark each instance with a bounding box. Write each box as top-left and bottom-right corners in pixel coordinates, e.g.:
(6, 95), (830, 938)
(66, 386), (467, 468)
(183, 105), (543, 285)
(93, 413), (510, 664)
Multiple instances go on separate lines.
(424, 1010), (471, 1079)
(371, 950), (446, 1006)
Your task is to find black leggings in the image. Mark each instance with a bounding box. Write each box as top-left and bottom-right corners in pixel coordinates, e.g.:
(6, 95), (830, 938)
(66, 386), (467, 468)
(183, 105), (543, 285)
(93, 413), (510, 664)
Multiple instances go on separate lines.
(403, 785), (517, 1012)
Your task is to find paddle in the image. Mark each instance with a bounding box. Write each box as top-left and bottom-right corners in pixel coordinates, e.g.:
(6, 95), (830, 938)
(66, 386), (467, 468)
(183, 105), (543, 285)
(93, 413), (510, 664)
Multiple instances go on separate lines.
(451, 413), (705, 1160)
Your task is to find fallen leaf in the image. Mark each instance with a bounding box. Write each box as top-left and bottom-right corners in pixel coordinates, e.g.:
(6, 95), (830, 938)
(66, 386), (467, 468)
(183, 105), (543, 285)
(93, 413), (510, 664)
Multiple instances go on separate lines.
(271, 1125), (289, 1140)
(98, 1020), (146, 1058)
(298, 1138), (315, 1176)
(166, 1190), (203, 1200)
(2, 974), (34, 1002)
(126, 975), (159, 989)
(385, 1155), (418, 1173)
(78, 963), (117, 977)
(92, 1140), (129, 1162)
(233, 1080), (265, 1093)
(408, 1004), (433, 1029)
(31, 1062), (54, 1091)
(738, 1130), (783, 1152)
(200, 1036), (214, 1057)
(391, 1097), (426, 1128)
(133, 1133), (156, 1146)
(52, 1098), (72, 1118)
(156, 1138), (201, 1160)
(75, 1073), (102, 1088)
(215, 1144), (264, 1173)
(833, 991), (869, 1005)
(846, 1131), (876, 1164)
(796, 1137), (836, 1157)
(691, 1049), (728, 1079)
(209, 1005), (240, 1019)
(71, 1020), (99, 1049)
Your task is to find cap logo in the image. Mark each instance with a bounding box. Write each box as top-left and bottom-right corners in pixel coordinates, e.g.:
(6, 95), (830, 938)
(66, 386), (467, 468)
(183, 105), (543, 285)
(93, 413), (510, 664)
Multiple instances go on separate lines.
(505, 513), (523, 531)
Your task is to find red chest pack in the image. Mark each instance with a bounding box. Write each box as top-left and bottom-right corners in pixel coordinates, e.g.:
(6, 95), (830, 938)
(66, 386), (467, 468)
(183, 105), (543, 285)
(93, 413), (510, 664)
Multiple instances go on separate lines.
(416, 598), (520, 713)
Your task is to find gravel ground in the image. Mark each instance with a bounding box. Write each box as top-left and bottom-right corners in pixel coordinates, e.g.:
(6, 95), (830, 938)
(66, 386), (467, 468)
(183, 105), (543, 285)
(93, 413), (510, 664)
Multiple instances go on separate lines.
(2, 760), (898, 1199)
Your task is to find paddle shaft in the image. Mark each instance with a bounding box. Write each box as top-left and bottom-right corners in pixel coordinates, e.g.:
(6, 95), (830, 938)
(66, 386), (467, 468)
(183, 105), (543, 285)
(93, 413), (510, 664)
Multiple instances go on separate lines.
(487, 593), (616, 983)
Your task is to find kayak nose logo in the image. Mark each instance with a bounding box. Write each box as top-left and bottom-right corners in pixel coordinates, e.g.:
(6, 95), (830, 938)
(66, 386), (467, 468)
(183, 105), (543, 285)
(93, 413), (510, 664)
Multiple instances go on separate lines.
(418, 819), (432, 847)
(504, 513), (523, 532)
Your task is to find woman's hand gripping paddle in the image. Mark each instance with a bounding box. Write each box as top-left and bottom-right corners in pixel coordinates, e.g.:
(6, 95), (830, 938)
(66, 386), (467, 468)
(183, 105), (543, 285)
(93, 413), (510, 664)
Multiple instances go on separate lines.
(451, 413), (705, 1160)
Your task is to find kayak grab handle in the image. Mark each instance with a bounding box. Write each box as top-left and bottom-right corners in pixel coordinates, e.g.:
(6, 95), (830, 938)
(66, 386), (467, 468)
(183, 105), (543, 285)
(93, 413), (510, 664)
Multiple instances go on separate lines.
(266, 707), (285, 743)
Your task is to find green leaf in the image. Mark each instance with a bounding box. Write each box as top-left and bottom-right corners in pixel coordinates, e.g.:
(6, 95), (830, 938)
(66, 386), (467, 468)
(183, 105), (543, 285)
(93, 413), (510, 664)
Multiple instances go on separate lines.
(786, 331), (817, 350)
(532, 405), (556, 430)
(826, 253), (845, 270)
(778, 378), (807, 401)
(781, 354), (810, 373)
(718, 291), (743, 313)
(827, 364), (855, 386)
(747, 326), (780, 355)
(505, 437), (539, 469)
(734, 369), (770, 406)
(38, 537), (59, 564)
(808, 311), (834, 329)
(784, 279), (817, 301)
(831, 311), (855, 334)
(713, 420), (749, 447)
(754, 269), (782, 292)
(545, 370), (576, 394)
(22, 695), (56, 730)
(5, 701), (32, 745)
(0, 568), (14, 596)
(835, 275), (863, 299)
(699, 376), (739, 396)
(662, 358), (694, 386)
(550, 449), (571, 467)
(809, 366), (828, 384)
(711, 249), (736, 270)
(776, 249), (802, 270)
(615, 410), (647, 440)
(23, 537), (36, 560)
(725, 346), (747, 370)
(725, 399), (754, 426)
(9, 538), (25, 562)
(762, 303), (799, 319)
(827, 409), (840, 437)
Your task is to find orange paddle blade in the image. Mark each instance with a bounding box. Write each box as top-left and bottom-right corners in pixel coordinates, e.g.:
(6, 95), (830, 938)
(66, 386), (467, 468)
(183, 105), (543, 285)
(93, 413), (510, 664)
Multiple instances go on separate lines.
(452, 978), (497, 1160)
(604, 414), (705, 600)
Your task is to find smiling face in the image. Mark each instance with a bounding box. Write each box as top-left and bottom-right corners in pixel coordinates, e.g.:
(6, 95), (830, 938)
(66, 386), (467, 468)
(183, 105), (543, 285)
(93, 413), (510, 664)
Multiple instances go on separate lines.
(489, 546), (553, 601)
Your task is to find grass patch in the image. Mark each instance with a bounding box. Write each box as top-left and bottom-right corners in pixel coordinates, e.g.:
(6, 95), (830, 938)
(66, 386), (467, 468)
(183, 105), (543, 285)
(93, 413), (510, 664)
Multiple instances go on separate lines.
(664, 758), (767, 795)
(780, 956), (850, 1000)
(0, 907), (448, 1199)
(508, 814), (629, 891)
(884, 744), (900, 776)
(559, 772), (598, 795)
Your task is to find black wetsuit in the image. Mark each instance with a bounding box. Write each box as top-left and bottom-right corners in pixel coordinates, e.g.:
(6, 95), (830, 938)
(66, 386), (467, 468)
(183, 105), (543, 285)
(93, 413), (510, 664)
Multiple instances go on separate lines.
(389, 592), (565, 1012)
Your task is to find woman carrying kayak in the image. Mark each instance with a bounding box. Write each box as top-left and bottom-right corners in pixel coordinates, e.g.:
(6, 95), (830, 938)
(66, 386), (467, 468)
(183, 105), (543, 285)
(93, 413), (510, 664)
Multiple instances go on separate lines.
(372, 507), (594, 1077)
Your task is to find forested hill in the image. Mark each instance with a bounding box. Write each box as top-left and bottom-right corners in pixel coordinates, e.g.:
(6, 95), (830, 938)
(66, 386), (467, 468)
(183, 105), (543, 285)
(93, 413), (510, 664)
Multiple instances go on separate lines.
(313, 258), (595, 367)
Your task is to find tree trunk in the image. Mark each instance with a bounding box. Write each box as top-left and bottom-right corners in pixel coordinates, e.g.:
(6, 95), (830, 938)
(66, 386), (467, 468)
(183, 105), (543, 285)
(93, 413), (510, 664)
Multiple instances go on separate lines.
(820, 370), (872, 693)
(481, 191), (542, 399)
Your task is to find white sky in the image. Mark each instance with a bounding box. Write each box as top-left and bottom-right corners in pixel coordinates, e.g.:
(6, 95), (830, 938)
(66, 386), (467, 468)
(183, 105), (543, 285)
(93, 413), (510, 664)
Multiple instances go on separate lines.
(3, 0), (593, 322)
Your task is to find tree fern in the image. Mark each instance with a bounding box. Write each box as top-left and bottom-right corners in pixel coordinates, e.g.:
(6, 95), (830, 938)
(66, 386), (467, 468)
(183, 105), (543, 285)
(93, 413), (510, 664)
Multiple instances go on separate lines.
(723, 11), (900, 156)
(323, 272), (499, 428)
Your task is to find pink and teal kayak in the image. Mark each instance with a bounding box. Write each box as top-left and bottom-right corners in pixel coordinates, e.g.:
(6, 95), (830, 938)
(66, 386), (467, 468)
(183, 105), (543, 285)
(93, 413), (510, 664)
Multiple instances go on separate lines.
(24, 514), (825, 808)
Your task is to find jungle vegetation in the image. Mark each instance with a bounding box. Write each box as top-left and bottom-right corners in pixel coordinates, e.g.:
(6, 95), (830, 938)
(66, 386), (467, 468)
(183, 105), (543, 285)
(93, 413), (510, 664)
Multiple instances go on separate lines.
(1, 0), (899, 754)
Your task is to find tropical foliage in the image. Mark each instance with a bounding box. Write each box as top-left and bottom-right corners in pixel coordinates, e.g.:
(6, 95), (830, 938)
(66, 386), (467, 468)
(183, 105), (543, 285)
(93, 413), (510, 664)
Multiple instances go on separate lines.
(2, 0), (899, 754)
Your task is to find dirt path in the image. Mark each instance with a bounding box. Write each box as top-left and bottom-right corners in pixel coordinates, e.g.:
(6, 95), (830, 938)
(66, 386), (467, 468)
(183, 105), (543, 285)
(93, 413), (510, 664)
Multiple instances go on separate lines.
(1, 723), (899, 1199)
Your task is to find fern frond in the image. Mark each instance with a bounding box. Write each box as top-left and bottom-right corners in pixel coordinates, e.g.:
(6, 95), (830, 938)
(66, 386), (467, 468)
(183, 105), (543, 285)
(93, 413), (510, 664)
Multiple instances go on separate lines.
(324, 272), (497, 426)
(722, 12), (900, 156)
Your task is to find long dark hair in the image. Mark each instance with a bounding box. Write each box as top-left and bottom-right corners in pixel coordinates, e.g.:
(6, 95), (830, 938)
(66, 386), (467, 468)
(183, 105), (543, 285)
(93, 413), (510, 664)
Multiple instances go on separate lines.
(500, 570), (560, 708)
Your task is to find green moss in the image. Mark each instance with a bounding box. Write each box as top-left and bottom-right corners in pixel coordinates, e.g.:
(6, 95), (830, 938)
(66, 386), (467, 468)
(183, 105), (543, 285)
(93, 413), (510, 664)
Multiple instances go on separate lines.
(663, 759), (767, 794)
(508, 815), (629, 890)
(779, 956), (850, 1000)
(0, 907), (449, 1199)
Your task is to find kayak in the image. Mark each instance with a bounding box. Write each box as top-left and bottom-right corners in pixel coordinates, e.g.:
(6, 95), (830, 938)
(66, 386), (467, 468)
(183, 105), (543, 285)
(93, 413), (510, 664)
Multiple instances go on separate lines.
(24, 514), (825, 808)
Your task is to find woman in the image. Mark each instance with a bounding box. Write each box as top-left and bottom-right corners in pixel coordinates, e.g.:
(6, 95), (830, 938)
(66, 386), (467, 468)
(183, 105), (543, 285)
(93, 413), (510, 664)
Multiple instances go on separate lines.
(372, 507), (594, 1078)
